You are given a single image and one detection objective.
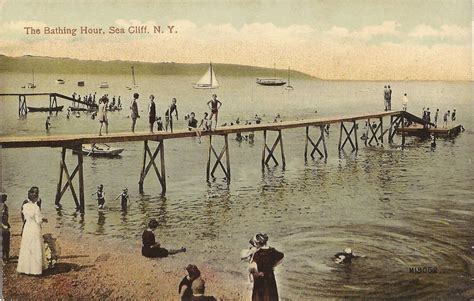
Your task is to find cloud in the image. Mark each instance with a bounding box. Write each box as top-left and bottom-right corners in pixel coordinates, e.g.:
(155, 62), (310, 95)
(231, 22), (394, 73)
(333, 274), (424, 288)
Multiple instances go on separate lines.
(325, 21), (401, 40)
(409, 23), (470, 39)
(0, 19), (471, 80)
(0, 20), (48, 35)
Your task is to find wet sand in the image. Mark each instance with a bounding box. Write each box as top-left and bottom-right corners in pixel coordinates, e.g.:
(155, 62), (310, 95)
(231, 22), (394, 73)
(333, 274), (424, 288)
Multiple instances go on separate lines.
(3, 231), (248, 300)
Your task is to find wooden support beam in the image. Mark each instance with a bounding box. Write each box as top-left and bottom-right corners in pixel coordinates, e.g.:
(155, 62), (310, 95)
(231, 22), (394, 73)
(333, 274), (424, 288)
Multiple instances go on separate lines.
(305, 125), (328, 160)
(388, 116), (401, 143)
(262, 130), (284, 166)
(339, 121), (356, 152)
(207, 134), (231, 182)
(353, 121), (359, 151)
(77, 146), (85, 213)
(379, 117), (384, 144)
(55, 146), (84, 211)
(18, 95), (27, 117)
(138, 140), (166, 194)
(367, 120), (381, 146)
(401, 114), (406, 147)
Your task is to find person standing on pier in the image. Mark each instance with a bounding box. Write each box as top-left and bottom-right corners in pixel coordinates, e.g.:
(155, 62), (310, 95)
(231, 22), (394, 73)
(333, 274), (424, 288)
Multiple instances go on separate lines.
(98, 97), (109, 136)
(130, 93), (140, 133)
(383, 86), (389, 111)
(148, 95), (157, 133)
(207, 94), (222, 129)
(141, 218), (186, 258)
(165, 98), (178, 132)
(443, 110), (450, 128)
(402, 93), (408, 111)
(434, 109), (439, 127)
(387, 85), (392, 110)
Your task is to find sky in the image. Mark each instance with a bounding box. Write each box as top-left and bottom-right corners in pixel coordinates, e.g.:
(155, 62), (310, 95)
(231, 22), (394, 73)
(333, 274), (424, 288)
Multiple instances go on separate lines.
(0, 0), (472, 80)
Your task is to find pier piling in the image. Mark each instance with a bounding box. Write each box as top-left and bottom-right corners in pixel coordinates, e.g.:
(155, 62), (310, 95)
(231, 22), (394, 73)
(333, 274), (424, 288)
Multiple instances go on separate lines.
(262, 130), (285, 167)
(55, 145), (85, 212)
(207, 134), (231, 182)
(138, 140), (166, 194)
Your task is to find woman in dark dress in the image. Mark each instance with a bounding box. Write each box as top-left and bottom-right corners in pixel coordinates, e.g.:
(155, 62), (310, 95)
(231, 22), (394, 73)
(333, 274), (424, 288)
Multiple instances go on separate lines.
(141, 219), (186, 258)
(249, 234), (284, 301)
(178, 264), (201, 301)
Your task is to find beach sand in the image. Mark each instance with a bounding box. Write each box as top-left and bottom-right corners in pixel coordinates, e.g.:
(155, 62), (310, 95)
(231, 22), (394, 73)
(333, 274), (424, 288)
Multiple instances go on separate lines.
(2, 230), (248, 300)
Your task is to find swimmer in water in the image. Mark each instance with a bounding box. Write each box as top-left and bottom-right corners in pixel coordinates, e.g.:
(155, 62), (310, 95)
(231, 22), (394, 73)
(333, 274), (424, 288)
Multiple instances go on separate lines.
(334, 248), (361, 264)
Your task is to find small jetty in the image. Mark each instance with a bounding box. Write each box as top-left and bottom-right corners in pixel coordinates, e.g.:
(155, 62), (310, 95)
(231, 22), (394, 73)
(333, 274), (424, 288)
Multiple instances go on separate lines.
(396, 124), (464, 137)
(0, 92), (98, 117)
(0, 110), (463, 213)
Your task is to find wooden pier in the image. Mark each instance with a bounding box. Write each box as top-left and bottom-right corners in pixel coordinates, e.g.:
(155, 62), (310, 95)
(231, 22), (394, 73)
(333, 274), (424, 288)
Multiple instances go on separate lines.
(0, 92), (98, 117)
(0, 110), (447, 213)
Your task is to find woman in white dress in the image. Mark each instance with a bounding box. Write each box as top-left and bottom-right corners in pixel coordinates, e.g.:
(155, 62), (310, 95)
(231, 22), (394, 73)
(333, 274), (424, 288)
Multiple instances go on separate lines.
(17, 198), (47, 275)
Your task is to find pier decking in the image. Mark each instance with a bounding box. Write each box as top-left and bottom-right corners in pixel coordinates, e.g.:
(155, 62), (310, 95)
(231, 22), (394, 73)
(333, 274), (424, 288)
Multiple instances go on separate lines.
(0, 110), (453, 213)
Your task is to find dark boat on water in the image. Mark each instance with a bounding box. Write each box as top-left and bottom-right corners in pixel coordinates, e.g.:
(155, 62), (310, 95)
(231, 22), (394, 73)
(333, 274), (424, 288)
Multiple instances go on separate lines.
(78, 81), (85, 87)
(28, 105), (64, 112)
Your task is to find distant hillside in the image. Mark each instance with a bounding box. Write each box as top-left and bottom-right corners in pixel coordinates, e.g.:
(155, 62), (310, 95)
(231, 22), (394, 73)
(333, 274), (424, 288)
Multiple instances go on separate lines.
(0, 55), (317, 79)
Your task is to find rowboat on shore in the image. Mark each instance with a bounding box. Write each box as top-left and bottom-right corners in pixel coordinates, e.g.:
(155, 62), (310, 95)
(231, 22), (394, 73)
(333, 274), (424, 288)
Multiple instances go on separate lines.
(73, 143), (124, 157)
(27, 105), (64, 112)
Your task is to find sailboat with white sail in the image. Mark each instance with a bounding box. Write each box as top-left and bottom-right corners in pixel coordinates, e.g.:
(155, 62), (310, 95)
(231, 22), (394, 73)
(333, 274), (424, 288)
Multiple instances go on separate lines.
(27, 69), (36, 89)
(285, 67), (294, 90)
(192, 63), (220, 89)
(126, 66), (138, 90)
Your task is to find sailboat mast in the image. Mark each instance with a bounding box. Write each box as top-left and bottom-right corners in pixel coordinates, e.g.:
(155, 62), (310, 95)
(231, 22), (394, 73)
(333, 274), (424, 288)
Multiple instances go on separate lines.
(210, 63), (213, 86)
(131, 66), (136, 86)
(32, 69), (35, 84)
(288, 67), (290, 85)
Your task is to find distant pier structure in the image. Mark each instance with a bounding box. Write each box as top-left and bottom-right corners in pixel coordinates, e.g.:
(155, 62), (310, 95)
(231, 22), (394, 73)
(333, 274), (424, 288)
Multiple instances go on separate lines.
(0, 93), (98, 117)
(0, 110), (463, 214)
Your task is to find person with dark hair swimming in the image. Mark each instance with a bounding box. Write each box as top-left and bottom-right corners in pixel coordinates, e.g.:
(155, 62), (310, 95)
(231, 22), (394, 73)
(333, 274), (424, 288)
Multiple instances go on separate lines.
(334, 248), (361, 264)
(141, 219), (186, 258)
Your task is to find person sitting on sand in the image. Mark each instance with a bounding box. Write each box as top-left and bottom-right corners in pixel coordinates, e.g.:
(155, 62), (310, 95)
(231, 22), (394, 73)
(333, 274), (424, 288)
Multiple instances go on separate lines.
(334, 248), (360, 264)
(179, 264), (201, 301)
(142, 219), (186, 258)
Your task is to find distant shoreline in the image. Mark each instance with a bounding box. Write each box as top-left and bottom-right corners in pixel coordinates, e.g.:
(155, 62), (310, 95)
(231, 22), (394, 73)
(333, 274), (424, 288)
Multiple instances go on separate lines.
(0, 54), (317, 79)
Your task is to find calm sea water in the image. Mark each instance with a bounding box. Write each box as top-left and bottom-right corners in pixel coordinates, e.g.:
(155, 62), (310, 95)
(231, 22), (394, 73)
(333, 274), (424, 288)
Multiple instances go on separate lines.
(0, 72), (473, 300)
